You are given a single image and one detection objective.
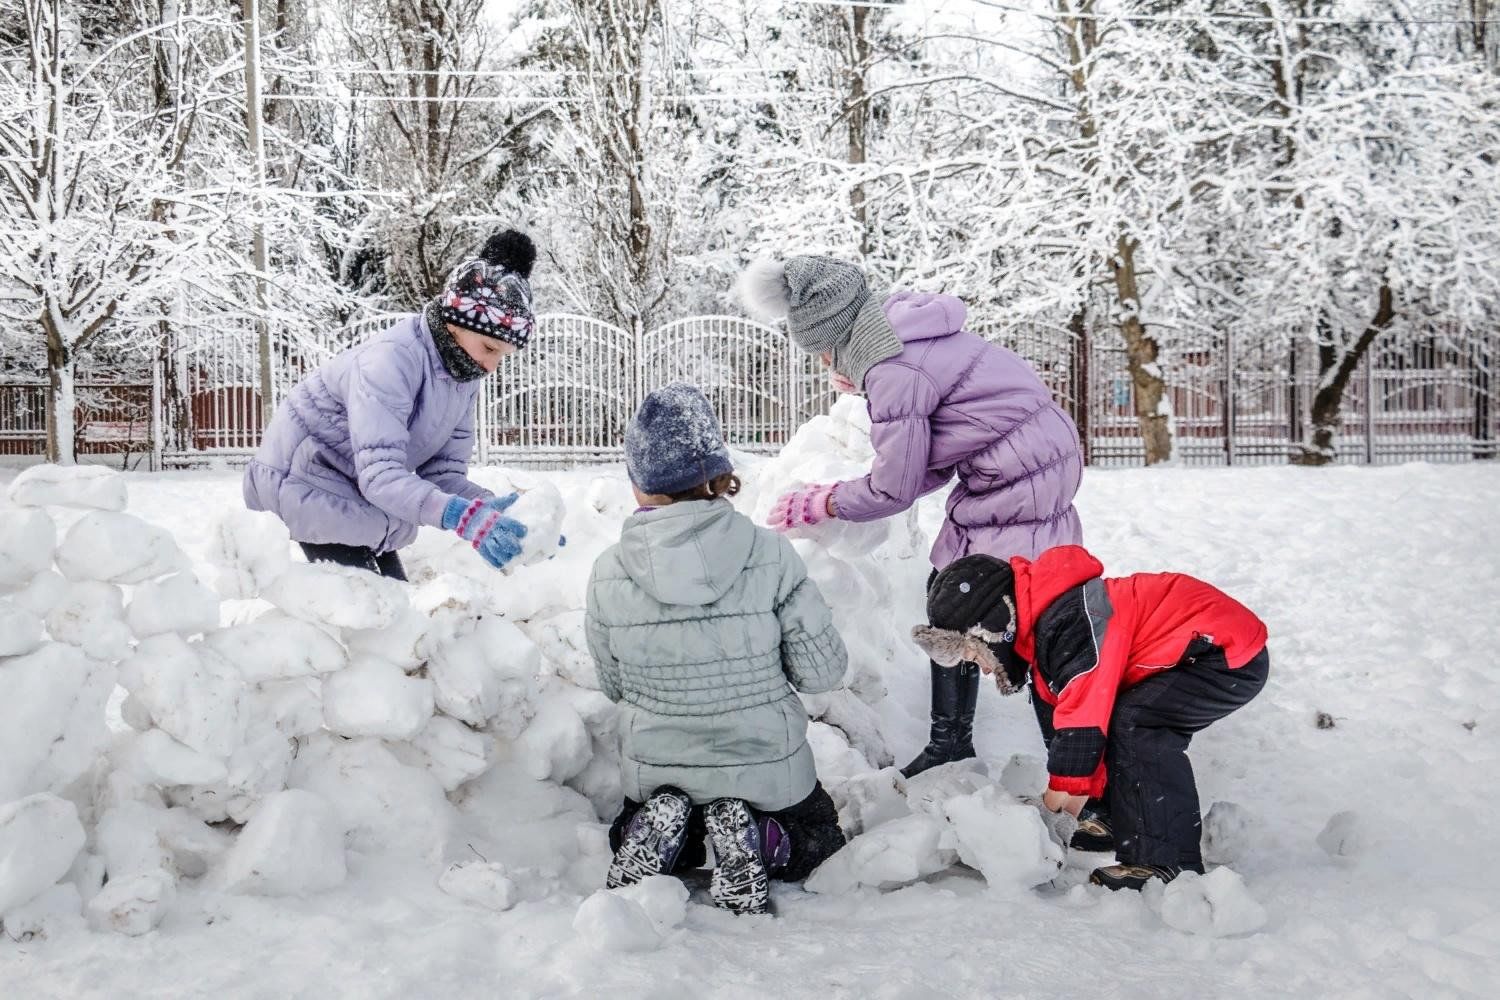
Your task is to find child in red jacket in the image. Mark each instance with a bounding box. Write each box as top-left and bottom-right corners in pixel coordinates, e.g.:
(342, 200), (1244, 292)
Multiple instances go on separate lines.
(911, 545), (1270, 890)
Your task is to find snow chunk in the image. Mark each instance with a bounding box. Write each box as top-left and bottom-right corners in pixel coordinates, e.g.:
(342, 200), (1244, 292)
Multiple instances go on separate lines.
(323, 659), (434, 741)
(504, 483), (566, 570)
(346, 607), (429, 671)
(9, 569), (67, 617)
(127, 573), (220, 637)
(0, 643), (113, 801)
(942, 785), (1063, 891)
(390, 715), (492, 791)
(289, 736), (453, 861)
(118, 634), (243, 759)
(206, 613), (347, 683)
(614, 875), (689, 933)
(0, 794), (87, 914)
(827, 768), (909, 837)
(46, 580), (133, 661)
(438, 861), (518, 912)
(8, 464), (126, 511)
(1202, 801), (1256, 865)
(0, 600), (44, 657)
(86, 870), (174, 936)
(573, 889), (662, 952)
(208, 509), (291, 598)
(264, 562), (407, 630)
(1, 882), (82, 941)
(999, 755), (1049, 799)
(0, 509), (56, 587)
(517, 700), (593, 784)
(126, 729), (229, 786)
(1317, 810), (1363, 859)
(427, 617), (542, 731)
(250, 679), (325, 739)
(1158, 867), (1268, 937)
(56, 512), (187, 584)
(222, 790), (346, 897)
(805, 814), (957, 894)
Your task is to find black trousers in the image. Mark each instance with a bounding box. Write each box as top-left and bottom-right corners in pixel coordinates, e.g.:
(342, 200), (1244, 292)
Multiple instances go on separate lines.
(298, 542), (408, 581)
(609, 782), (846, 883)
(1105, 640), (1270, 869)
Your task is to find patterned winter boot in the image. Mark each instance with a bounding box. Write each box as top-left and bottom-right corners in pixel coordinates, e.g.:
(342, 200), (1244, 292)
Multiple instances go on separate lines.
(705, 798), (771, 915)
(1089, 863), (1184, 892)
(606, 787), (694, 889)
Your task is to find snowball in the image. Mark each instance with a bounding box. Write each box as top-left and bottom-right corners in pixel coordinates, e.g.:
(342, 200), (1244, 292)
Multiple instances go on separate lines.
(517, 700), (593, 783)
(427, 616), (541, 731)
(0, 794), (87, 914)
(206, 613), (347, 683)
(46, 580), (133, 661)
(805, 814), (956, 894)
(614, 875), (689, 932)
(7, 464), (126, 511)
(1317, 810), (1362, 860)
(289, 736), (454, 861)
(322, 659), (434, 741)
(56, 512), (187, 584)
(942, 786), (1063, 891)
(207, 509), (291, 599)
(503, 482), (566, 570)
(222, 790), (346, 897)
(999, 755), (1049, 799)
(0, 643), (113, 801)
(126, 729), (229, 786)
(573, 889), (662, 953)
(0, 882), (82, 941)
(86, 870), (174, 936)
(389, 715), (492, 791)
(127, 573), (220, 637)
(9, 569), (67, 617)
(0, 600), (44, 657)
(1202, 801), (1256, 865)
(438, 861), (518, 912)
(264, 562), (407, 630)
(1158, 867), (1268, 937)
(0, 509), (56, 587)
(117, 634), (243, 759)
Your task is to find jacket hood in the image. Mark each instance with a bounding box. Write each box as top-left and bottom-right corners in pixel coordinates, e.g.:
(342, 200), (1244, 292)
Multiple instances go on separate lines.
(616, 500), (757, 606)
(1011, 545), (1105, 660)
(884, 291), (967, 344)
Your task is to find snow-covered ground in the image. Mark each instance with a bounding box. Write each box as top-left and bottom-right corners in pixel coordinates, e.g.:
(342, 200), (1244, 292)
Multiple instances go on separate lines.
(3, 428), (1499, 999)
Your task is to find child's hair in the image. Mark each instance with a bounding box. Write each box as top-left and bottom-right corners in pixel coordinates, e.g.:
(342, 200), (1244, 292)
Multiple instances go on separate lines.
(666, 472), (741, 503)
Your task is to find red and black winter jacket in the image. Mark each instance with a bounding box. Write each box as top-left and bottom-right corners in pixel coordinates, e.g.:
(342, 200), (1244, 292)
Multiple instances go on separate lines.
(1011, 545), (1268, 798)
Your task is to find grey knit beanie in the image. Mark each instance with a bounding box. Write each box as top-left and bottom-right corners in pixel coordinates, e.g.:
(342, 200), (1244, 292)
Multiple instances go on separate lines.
(737, 255), (904, 390)
(625, 383), (734, 495)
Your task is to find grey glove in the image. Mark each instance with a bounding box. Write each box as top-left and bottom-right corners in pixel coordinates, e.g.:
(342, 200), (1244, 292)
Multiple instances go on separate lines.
(1023, 797), (1079, 851)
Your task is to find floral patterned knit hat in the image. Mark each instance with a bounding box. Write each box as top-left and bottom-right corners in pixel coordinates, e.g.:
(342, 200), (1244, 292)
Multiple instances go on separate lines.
(438, 229), (536, 348)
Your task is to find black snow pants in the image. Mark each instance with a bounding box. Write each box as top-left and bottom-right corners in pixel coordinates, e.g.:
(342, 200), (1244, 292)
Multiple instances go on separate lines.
(299, 541), (408, 581)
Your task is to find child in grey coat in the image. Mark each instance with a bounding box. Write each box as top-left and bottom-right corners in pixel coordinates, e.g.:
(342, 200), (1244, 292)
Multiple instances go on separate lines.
(585, 384), (849, 914)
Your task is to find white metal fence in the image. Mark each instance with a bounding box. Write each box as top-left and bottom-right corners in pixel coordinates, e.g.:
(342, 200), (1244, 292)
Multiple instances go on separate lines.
(3, 315), (1495, 468)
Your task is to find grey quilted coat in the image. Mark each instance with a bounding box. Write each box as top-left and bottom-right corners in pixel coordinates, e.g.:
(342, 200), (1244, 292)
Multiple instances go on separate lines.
(585, 500), (848, 811)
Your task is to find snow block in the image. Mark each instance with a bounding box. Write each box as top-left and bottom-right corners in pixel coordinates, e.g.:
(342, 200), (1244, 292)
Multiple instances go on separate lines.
(1202, 801), (1256, 865)
(613, 875), (689, 933)
(389, 715), (492, 792)
(426, 616), (541, 731)
(117, 634), (244, 759)
(207, 509), (291, 599)
(323, 659), (434, 741)
(1317, 810), (1363, 860)
(942, 785), (1063, 891)
(206, 613), (347, 683)
(805, 814), (957, 894)
(0, 509), (56, 587)
(127, 573), (220, 637)
(0, 643), (113, 802)
(248, 679), (325, 739)
(264, 562), (408, 631)
(46, 580), (133, 661)
(222, 789), (347, 897)
(438, 861), (518, 912)
(56, 512), (188, 584)
(1158, 867), (1268, 937)
(0, 794), (87, 914)
(8, 464), (127, 511)
(86, 870), (175, 936)
(126, 729), (230, 787)
(1, 882), (83, 941)
(0, 600), (45, 657)
(289, 736), (454, 861)
(517, 700), (593, 783)
(573, 889), (662, 952)
(9, 569), (67, 617)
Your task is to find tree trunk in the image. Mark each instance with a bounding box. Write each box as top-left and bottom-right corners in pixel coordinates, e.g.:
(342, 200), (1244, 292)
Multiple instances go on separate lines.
(847, 5), (872, 258)
(1292, 283), (1396, 466)
(45, 334), (76, 465)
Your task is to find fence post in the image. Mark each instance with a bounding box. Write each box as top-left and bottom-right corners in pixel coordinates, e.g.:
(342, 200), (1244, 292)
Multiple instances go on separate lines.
(150, 346), (164, 472)
(1223, 329), (1236, 466)
(1363, 349), (1377, 464)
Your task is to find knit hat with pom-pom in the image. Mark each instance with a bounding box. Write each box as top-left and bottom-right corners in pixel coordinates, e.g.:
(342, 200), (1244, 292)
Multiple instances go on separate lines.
(438, 229), (537, 348)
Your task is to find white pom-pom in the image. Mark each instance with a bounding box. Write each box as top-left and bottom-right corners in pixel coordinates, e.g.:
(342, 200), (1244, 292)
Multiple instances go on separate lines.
(736, 257), (792, 321)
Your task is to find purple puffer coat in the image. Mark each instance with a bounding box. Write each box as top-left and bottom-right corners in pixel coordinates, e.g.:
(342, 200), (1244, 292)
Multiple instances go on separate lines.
(243, 313), (489, 552)
(833, 292), (1084, 568)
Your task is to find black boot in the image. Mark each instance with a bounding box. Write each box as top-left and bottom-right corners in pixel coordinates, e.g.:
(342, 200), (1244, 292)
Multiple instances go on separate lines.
(900, 662), (979, 778)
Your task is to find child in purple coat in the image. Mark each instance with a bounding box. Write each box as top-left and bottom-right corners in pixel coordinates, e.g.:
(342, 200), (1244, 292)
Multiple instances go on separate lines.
(244, 231), (537, 579)
(739, 256), (1085, 776)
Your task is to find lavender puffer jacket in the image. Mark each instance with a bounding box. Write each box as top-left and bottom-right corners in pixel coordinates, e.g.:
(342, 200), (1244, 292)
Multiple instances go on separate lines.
(833, 292), (1084, 568)
(243, 313), (488, 552)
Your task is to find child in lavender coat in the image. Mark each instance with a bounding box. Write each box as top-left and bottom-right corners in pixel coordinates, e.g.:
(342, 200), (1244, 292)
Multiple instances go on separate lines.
(739, 256), (1084, 777)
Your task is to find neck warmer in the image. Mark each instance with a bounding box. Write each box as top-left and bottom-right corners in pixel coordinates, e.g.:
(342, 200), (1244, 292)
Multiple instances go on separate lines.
(425, 300), (488, 382)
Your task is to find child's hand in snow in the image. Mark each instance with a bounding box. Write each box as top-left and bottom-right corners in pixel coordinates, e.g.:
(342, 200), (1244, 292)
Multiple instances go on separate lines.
(443, 493), (528, 570)
(767, 484), (838, 532)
